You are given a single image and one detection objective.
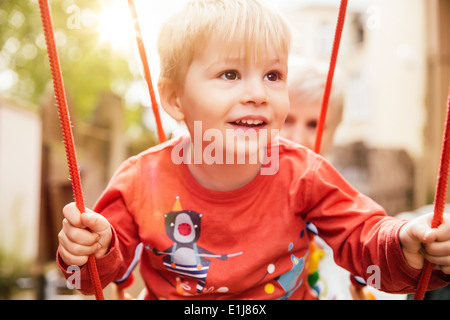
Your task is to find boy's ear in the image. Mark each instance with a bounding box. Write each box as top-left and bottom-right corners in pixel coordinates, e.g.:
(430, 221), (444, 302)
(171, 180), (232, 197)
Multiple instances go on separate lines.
(158, 78), (185, 121)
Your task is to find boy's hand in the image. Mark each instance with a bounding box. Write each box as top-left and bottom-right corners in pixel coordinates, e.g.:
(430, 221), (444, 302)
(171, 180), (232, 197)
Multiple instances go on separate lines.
(399, 212), (450, 274)
(58, 202), (112, 267)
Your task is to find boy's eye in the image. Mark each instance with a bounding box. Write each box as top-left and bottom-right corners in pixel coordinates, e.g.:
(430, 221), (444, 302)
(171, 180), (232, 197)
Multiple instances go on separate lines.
(265, 71), (281, 82)
(220, 71), (240, 80)
(284, 115), (294, 125)
(307, 120), (318, 130)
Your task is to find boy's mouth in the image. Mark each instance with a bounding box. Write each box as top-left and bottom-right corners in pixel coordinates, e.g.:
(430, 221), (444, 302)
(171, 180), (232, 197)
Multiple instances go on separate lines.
(229, 118), (267, 128)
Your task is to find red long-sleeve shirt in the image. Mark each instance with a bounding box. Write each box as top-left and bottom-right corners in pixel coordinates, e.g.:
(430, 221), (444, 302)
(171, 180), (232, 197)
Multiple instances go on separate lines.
(57, 136), (449, 299)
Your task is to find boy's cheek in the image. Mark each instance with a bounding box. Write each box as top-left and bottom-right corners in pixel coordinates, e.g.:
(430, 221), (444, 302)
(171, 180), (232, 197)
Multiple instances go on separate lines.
(277, 106), (290, 130)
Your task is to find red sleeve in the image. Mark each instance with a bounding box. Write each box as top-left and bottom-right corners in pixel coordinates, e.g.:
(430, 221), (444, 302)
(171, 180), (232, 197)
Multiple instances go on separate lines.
(56, 227), (124, 295)
(302, 157), (449, 294)
(56, 158), (142, 295)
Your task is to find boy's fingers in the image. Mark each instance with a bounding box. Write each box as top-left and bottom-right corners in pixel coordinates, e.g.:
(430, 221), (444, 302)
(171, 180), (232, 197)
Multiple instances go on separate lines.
(405, 226), (436, 250)
(59, 236), (100, 257)
(424, 240), (450, 257)
(436, 265), (450, 274)
(62, 203), (103, 228)
(80, 212), (112, 257)
(58, 244), (89, 267)
(61, 218), (100, 245)
(421, 228), (438, 243)
(434, 213), (450, 242)
(409, 213), (437, 244)
(61, 204), (110, 242)
(62, 202), (83, 228)
(80, 212), (110, 234)
(424, 252), (450, 268)
(59, 204), (111, 264)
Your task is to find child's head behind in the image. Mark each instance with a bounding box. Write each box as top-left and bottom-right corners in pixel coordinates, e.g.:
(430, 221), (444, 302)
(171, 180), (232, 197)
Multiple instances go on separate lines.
(158, 0), (292, 91)
(281, 56), (346, 155)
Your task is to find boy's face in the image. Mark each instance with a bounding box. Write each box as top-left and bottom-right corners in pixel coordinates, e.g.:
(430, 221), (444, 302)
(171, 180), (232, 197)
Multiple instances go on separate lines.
(280, 92), (337, 155)
(177, 36), (290, 155)
(280, 95), (320, 151)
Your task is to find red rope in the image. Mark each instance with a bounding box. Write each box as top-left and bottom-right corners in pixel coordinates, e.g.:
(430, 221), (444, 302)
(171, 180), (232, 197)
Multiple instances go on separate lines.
(413, 88), (450, 300)
(314, 0), (348, 154)
(128, 0), (167, 143)
(38, 0), (104, 300)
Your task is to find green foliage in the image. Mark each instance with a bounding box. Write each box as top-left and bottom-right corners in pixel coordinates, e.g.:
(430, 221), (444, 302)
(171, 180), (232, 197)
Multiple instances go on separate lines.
(0, 193), (34, 299)
(0, 0), (137, 122)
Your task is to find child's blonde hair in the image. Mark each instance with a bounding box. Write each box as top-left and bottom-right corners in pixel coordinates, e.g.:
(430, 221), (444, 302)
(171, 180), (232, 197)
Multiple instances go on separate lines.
(158, 0), (292, 90)
(288, 56), (346, 126)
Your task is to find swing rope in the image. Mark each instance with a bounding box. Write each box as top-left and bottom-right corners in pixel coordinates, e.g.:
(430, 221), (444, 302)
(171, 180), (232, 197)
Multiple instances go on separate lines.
(314, 0), (348, 154)
(413, 89), (450, 300)
(310, 0), (376, 300)
(128, 0), (167, 143)
(38, 0), (104, 300)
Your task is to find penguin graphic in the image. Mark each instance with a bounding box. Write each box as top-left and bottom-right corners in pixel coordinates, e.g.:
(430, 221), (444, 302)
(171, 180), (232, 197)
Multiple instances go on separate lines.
(146, 197), (242, 294)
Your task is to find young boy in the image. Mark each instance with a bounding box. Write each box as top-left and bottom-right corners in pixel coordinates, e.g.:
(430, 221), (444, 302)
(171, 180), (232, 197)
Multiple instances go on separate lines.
(57, 0), (450, 300)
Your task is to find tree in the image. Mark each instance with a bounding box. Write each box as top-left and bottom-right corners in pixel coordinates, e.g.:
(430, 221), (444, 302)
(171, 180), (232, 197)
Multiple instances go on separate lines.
(0, 0), (141, 124)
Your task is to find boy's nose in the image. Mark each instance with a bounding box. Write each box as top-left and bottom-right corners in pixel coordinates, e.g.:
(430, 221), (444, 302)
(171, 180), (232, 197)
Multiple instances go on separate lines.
(241, 77), (269, 106)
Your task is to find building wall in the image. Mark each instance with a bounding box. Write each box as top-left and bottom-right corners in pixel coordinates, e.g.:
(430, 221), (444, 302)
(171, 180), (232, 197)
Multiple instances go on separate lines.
(0, 100), (41, 264)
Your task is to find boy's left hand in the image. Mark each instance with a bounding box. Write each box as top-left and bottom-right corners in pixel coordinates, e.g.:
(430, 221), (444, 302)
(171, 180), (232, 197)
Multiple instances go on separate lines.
(399, 212), (450, 274)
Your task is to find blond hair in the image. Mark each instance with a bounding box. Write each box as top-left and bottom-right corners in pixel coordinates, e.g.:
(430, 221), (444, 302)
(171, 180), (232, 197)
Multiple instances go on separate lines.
(157, 0), (292, 89)
(288, 56), (346, 125)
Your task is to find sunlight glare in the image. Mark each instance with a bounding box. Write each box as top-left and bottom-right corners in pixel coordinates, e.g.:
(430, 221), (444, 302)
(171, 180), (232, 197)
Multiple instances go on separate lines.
(96, 1), (134, 52)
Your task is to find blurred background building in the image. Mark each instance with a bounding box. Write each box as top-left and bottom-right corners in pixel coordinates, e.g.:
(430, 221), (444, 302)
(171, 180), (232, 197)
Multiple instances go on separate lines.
(284, 0), (450, 214)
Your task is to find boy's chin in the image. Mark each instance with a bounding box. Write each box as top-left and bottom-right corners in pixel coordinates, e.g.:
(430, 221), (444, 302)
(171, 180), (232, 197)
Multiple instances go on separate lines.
(223, 139), (270, 164)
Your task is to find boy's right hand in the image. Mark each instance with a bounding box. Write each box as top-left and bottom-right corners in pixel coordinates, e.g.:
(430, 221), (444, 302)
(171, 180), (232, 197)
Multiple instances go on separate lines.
(58, 202), (112, 267)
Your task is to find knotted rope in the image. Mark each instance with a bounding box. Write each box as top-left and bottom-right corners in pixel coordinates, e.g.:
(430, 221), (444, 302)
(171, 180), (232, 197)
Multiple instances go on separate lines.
(128, 0), (167, 143)
(38, 0), (104, 300)
(413, 89), (450, 300)
(314, 0), (348, 154)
